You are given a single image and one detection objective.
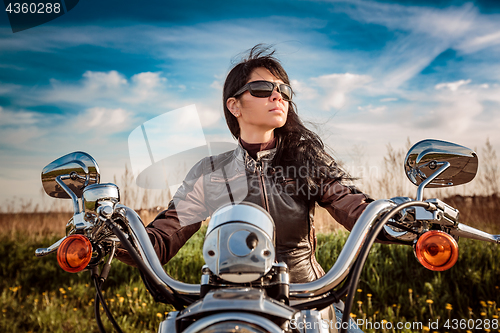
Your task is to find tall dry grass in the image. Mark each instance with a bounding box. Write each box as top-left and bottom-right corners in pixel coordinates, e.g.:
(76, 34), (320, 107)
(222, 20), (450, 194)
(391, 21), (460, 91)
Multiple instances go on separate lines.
(349, 137), (499, 200)
(0, 139), (498, 237)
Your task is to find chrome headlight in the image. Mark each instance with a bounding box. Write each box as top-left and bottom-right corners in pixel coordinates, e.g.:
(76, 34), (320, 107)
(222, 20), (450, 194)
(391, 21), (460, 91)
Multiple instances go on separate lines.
(182, 313), (283, 333)
(203, 202), (275, 283)
(198, 321), (267, 333)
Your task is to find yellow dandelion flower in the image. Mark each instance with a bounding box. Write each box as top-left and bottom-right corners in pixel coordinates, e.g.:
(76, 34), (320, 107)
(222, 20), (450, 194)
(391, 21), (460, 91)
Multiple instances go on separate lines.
(392, 304), (397, 307)
(142, 303), (147, 307)
(493, 315), (498, 319)
(67, 287), (72, 291)
(59, 288), (66, 294)
(426, 299), (434, 304)
(119, 297), (125, 303)
(63, 295), (67, 299)
(481, 312), (487, 316)
(2, 309), (6, 313)
(485, 329), (490, 333)
(156, 313), (162, 318)
(488, 301), (494, 306)
(73, 308), (77, 311)
(127, 293), (132, 297)
(466, 330), (473, 333)
(445, 304), (453, 310)
(382, 320), (388, 324)
(109, 299), (115, 302)
(134, 287), (138, 292)
(85, 284), (89, 287)
(350, 313), (357, 318)
(481, 301), (487, 307)
(408, 288), (413, 293)
(423, 326), (430, 332)
(357, 301), (363, 305)
(357, 289), (362, 293)
(165, 312), (168, 315)
(42, 292), (46, 296)
(367, 294), (372, 297)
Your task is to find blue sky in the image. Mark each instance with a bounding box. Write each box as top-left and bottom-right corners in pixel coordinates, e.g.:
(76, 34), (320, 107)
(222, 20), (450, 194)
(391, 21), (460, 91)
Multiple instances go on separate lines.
(1, 0), (500, 210)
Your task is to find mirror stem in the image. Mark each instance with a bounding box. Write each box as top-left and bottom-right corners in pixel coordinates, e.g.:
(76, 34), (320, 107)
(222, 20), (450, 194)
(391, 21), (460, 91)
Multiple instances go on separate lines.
(416, 162), (450, 201)
(57, 175), (81, 214)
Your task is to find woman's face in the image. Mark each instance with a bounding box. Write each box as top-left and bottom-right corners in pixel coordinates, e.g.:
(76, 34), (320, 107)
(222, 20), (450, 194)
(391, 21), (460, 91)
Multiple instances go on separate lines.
(227, 67), (289, 141)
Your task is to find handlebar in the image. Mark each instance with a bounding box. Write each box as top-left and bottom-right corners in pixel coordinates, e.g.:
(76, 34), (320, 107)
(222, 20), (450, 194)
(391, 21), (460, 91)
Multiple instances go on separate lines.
(289, 199), (395, 298)
(118, 200), (399, 299)
(450, 223), (500, 244)
(115, 204), (201, 297)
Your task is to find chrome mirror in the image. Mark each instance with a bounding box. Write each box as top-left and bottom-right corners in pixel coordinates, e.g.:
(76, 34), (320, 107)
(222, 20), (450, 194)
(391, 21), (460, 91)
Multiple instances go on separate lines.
(41, 151), (100, 200)
(404, 139), (478, 200)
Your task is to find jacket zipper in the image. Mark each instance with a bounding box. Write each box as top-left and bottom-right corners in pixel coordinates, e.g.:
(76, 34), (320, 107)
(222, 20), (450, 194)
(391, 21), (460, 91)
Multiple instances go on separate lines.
(256, 162), (269, 212)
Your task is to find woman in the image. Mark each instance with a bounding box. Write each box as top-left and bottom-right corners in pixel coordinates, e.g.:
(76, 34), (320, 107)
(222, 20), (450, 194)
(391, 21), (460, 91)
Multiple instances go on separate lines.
(117, 45), (371, 331)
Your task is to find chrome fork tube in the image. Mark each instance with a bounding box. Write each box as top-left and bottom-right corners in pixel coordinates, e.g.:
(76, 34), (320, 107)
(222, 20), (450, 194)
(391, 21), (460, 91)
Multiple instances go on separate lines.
(289, 199), (395, 298)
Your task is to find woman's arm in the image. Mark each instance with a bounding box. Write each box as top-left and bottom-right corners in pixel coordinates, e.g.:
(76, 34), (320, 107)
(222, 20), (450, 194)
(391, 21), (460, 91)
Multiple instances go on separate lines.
(115, 158), (210, 266)
(317, 179), (373, 232)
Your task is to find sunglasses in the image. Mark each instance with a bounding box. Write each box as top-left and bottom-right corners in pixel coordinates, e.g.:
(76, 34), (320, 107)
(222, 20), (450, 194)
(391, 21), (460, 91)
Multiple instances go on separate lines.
(233, 80), (293, 101)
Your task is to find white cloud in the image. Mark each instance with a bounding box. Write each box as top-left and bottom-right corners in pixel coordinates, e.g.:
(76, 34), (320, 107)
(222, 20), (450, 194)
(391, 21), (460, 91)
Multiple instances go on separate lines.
(0, 83), (22, 95)
(459, 30), (500, 52)
(83, 70), (128, 89)
(310, 73), (373, 110)
(197, 104), (223, 128)
(337, 1), (476, 39)
(81, 107), (132, 131)
(380, 98), (397, 102)
(435, 79), (471, 91)
(210, 80), (223, 90)
(331, 0), (500, 90)
(0, 126), (46, 147)
(127, 72), (167, 103)
(0, 107), (39, 126)
(290, 79), (318, 100)
(357, 104), (387, 115)
(41, 70), (182, 116)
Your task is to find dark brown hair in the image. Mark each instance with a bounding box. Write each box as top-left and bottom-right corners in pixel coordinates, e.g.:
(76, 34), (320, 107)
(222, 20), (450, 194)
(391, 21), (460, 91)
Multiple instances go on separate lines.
(223, 45), (346, 195)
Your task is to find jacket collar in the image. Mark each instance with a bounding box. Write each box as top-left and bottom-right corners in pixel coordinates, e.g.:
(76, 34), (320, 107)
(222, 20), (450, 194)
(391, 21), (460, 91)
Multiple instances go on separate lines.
(233, 136), (280, 172)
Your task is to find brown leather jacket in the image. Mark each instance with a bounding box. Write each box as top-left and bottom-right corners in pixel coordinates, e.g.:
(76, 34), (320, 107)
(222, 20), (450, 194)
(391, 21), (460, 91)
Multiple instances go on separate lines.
(117, 140), (373, 283)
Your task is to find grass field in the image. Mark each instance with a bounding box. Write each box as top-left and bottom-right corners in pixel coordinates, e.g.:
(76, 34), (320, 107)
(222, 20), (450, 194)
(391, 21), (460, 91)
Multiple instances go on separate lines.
(1, 140), (499, 332)
(1, 203), (500, 332)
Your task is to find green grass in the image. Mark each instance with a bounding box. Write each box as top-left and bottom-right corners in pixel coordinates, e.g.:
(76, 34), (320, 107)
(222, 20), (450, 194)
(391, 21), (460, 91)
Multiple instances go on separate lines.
(317, 232), (500, 332)
(2, 228), (499, 332)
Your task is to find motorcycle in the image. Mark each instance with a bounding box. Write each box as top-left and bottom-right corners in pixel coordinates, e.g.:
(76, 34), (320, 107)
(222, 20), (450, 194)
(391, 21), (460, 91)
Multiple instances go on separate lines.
(35, 139), (500, 333)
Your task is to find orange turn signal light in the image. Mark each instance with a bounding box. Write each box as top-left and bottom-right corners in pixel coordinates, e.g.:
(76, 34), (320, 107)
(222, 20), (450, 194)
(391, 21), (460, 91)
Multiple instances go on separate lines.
(57, 234), (92, 273)
(415, 230), (458, 271)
